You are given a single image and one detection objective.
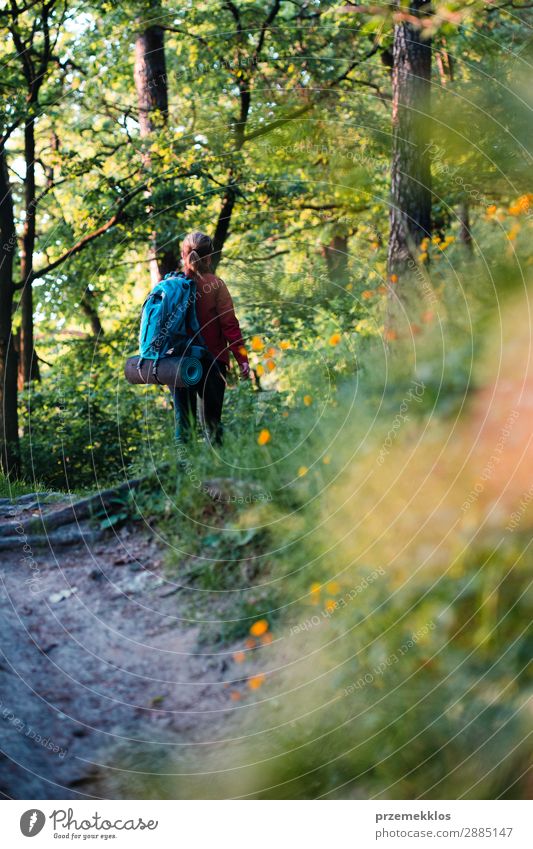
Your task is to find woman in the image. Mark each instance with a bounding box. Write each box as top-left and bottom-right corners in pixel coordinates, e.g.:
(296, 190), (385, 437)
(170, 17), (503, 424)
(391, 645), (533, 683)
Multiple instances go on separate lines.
(173, 231), (249, 444)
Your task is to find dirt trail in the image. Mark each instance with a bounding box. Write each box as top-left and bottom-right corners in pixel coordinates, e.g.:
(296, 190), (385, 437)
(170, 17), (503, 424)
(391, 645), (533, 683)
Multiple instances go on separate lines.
(0, 517), (236, 799)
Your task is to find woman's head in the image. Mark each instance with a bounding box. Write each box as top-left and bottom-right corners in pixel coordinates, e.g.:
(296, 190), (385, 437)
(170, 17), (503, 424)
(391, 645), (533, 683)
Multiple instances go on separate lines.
(181, 231), (214, 277)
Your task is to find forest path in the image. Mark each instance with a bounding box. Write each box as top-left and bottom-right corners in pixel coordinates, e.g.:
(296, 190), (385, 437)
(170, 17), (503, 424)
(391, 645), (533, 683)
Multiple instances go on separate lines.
(0, 513), (237, 800)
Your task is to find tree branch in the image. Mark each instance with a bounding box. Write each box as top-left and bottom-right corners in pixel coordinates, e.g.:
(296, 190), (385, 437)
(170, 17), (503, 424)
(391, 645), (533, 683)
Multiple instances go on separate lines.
(22, 182), (146, 284)
(226, 248), (289, 263)
(223, 0), (243, 40)
(244, 41), (382, 143)
(254, 0), (282, 60)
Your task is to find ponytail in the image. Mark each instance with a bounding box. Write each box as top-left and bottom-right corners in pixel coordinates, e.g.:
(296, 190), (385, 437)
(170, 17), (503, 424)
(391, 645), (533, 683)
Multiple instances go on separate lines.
(182, 232), (214, 278)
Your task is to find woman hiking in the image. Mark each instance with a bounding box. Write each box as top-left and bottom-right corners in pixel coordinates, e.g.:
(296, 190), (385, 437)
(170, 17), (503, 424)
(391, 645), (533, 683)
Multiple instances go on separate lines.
(173, 231), (250, 444)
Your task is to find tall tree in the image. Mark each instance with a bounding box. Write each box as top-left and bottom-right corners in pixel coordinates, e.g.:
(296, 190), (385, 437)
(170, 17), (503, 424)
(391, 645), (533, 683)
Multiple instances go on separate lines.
(211, 0), (282, 270)
(0, 0), (150, 474)
(321, 234), (350, 288)
(0, 146), (19, 476)
(387, 2), (432, 280)
(208, 0), (382, 271)
(7, 0), (67, 384)
(134, 1), (176, 284)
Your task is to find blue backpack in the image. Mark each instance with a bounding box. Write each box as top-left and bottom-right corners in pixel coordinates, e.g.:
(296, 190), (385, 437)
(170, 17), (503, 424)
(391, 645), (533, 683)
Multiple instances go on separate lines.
(138, 272), (209, 382)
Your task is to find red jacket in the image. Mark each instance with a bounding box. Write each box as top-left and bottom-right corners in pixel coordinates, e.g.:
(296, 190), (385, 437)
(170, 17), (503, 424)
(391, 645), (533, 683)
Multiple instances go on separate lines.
(192, 273), (248, 367)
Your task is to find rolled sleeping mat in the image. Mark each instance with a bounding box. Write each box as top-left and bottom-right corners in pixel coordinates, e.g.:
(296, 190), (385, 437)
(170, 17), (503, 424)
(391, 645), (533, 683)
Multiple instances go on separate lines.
(124, 356), (203, 388)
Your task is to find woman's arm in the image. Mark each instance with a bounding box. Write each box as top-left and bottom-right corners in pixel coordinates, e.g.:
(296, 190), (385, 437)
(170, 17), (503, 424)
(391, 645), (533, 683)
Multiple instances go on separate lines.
(215, 279), (250, 373)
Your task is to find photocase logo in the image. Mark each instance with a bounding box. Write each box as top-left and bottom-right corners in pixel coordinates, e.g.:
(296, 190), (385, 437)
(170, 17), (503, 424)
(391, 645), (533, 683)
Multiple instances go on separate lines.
(20, 809), (46, 837)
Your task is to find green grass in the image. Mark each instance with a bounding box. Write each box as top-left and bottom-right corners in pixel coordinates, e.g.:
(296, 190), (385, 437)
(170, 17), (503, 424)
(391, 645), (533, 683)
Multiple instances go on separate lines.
(0, 475), (51, 500)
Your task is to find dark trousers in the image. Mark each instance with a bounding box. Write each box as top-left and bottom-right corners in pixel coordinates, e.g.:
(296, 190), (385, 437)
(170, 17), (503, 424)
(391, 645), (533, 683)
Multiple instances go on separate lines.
(171, 362), (227, 444)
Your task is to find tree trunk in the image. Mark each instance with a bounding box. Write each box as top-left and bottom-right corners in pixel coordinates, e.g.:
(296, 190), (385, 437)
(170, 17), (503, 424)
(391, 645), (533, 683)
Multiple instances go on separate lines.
(212, 180), (237, 272)
(18, 116), (40, 384)
(81, 290), (104, 338)
(211, 77), (251, 272)
(387, 2), (432, 282)
(134, 12), (177, 284)
(458, 200), (473, 251)
(321, 234), (349, 287)
(0, 146), (20, 477)
(134, 22), (168, 136)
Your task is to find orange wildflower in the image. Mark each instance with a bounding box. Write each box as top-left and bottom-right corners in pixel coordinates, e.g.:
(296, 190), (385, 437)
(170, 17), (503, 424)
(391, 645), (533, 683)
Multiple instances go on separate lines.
(257, 428), (271, 446)
(250, 619), (269, 637)
(233, 651), (245, 664)
(251, 336), (264, 351)
(329, 332), (341, 346)
(248, 673), (266, 691)
(509, 195), (531, 216)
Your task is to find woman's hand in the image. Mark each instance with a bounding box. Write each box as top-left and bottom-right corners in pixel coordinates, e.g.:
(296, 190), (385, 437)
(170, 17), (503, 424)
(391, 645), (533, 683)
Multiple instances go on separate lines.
(239, 362), (251, 379)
